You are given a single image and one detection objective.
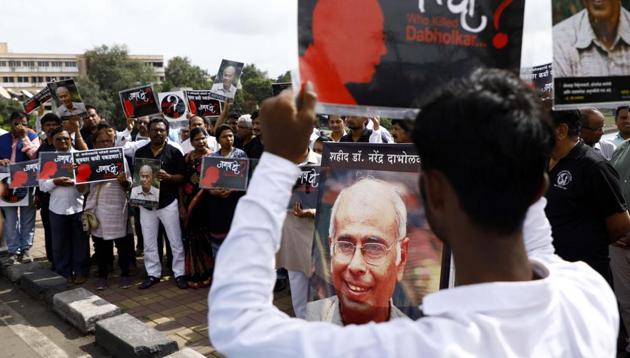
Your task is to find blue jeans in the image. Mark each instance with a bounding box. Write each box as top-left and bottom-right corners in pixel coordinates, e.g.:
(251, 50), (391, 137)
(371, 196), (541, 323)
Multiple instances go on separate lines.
(1, 203), (36, 255)
(49, 211), (89, 278)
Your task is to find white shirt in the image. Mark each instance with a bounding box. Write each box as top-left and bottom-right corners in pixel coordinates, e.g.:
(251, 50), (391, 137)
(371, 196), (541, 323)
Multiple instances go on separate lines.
(208, 153), (618, 358)
(38, 149), (84, 215)
(180, 135), (219, 154)
(593, 139), (616, 161)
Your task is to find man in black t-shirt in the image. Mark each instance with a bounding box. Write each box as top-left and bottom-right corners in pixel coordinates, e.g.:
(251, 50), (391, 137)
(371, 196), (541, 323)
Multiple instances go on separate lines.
(134, 117), (187, 290)
(545, 110), (630, 283)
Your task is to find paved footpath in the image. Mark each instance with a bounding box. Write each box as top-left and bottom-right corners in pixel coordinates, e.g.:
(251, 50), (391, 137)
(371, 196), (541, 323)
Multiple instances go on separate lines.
(17, 212), (296, 357)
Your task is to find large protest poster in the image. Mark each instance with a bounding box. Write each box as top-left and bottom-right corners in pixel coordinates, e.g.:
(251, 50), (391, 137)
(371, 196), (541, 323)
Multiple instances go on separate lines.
(288, 165), (320, 210)
(297, 0), (525, 118)
(119, 85), (160, 119)
(22, 87), (51, 114)
(199, 156), (249, 191)
(209, 59), (244, 101)
(47, 79), (88, 120)
(552, 0), (630, 108)
(9, 160), (39, 189)
(38, 152), (75, 180)
(185, 90), (222, 117)
(520, 63), (553, 100)
(129, 158), (160, 208)
(0, 167), (29, 207)
(73, 148), (125, 184)
(158, 91), (189, 121)
(306, 143), (449, 324)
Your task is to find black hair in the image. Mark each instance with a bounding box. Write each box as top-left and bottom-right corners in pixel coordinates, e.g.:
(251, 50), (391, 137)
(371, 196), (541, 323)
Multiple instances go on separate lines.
(149, 117), (169, 132)
(616, 106), (630, 120)
(391, 119), (413, 133)
(215, 124), (233, 139)
(251, 111), (259, 120)
(551, 110), (581, 137)
(190, 127), (208, 141)
(9, 111), (27, 122)
(227, 112), (240, 121)
(49, 126), (68, 139)
(85, 104), (96, 112)
(412, 68), (553, 235)
(40, 113), (61, 126)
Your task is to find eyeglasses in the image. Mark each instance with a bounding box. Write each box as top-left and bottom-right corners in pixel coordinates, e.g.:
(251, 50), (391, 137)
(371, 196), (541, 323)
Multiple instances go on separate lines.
(332, 239), (398, 266)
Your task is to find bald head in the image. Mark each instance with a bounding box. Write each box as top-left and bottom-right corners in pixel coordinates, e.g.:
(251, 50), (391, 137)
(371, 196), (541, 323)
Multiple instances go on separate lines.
(580, 108), (605, 146)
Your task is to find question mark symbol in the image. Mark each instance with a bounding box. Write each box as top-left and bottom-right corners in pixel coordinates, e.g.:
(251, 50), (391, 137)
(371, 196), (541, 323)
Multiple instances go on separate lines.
(492, 0), (512, 49)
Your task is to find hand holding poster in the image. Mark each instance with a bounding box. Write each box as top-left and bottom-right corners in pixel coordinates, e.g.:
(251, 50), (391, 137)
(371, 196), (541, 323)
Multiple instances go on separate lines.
(47, 79), (87, 120)
(185, 90), (222, 116)
(298, 0), (525, 118)
(22, 87), (51, 114)
(199, 156), (249, 191)
(129, 158), (160, 208)
(209, 59), (244, 101)
(73, 148), (125, 184)
(119, 85), (160, 119)
(9, 160), (39, 189)
(158, 91), (189, 121)
(38, 152), (75, 180)
(307, 143), (449, 325)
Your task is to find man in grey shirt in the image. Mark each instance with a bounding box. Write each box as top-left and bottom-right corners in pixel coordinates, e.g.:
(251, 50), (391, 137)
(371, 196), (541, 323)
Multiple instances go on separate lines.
(553, 0), (630, 77)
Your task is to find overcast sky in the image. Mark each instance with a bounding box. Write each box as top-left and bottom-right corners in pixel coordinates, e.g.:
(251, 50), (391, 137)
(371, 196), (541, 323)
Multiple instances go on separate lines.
(0, 0), (550, 77)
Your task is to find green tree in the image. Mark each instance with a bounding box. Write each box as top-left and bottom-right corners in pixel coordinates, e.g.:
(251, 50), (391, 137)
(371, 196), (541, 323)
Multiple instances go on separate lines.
(162, 56), (210, 91)
(78, 44), (156, 127)
(275, 71), (291, 83)
(232, 64), (273, 113)
(0, 98), (32, 131)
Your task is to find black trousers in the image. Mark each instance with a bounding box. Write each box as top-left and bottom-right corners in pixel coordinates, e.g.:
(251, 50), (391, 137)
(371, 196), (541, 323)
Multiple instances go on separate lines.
(92, 236), (133, 278)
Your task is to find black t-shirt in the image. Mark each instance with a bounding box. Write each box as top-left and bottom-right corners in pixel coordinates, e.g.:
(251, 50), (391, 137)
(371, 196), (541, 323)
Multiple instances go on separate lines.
(134, 143), (185, 209)
(340, 129), (372, 143)
(35, 139), (56, 203)
(545, 141), (626, 277)
(244, 136), (264, 159)
(80, 127), (94, 149)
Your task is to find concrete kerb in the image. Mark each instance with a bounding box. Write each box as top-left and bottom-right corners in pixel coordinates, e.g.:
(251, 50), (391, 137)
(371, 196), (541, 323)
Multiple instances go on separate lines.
(53, 287), (122, 334)
(96, 313), (179, 358)
(0, 259), (45, 283)
(19, 267), (69, 304)
(164, 347), (206, 358)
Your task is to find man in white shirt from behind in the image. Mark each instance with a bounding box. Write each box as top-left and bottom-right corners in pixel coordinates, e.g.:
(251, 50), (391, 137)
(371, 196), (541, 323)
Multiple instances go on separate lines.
(208, 70), (619, 357)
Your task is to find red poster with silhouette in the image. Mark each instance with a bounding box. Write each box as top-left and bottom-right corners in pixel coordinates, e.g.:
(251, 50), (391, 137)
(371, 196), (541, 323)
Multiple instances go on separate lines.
(38, 152), (75, 180)
(8, 160), (39, 189)
(199, 156), (249, 191)
(298, 0), (525, 118)
(72, 148), (125, 184)
(185, 91), (222, 117)
(119, 85), (160, 119)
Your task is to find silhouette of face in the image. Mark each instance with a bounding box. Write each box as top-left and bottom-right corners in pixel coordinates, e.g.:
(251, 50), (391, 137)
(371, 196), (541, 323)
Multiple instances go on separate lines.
(312, 0), (387, 83)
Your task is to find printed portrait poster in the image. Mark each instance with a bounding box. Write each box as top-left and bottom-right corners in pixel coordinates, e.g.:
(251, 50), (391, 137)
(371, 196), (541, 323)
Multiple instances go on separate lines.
(520, 63), (553, 100)
(22, 87), (51, 114)
(129, 158), (161, 208)
(272, 82), (292, 97)
(38, 152), (75, 180)
(8, 160), (39, 189)
(185, 90), (222, 117)
(288, 165), (320, 210)
(209, 59), (245, 101)
(0, 167), (29, 207)
(119, 85), (160, 119)
(47, 79), (88, 120)
(307, 142), (450, 324)
(298, 0), (525, 119)
(552, 0), (630, 108)
(158, 91), (189, 121)
(73, 148), (125, 184)
(199, 156), (249, 191)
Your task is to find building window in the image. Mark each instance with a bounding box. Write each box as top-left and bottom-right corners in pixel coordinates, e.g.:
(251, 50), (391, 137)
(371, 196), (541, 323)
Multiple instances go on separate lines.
(8, 60), (21, 67)
(2, 76), (13, 83)
(23, 61), (35, 67)
(17, 76), (29, 83)
(45, 76), (57, 82)
(64, 61), (77, 67)
(51, 61), (62, 67)
(37, 61), (50, 67)
(153, 62), (163, 68)
(0, 61), (6, 66)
